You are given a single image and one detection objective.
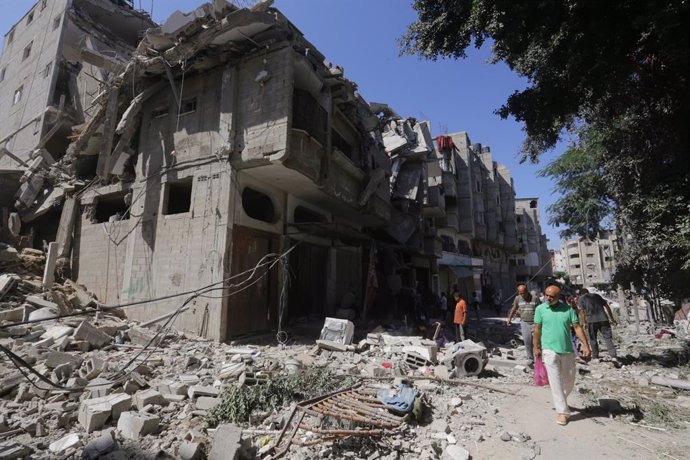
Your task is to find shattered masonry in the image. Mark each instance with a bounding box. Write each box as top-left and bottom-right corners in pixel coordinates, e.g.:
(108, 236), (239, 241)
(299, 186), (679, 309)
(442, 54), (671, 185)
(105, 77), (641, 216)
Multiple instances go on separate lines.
(0, 0), (551, 342)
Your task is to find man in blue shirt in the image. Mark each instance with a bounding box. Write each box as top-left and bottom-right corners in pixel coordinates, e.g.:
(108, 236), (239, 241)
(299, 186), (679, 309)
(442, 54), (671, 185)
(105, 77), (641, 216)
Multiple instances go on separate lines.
(534, 285), (591, 426)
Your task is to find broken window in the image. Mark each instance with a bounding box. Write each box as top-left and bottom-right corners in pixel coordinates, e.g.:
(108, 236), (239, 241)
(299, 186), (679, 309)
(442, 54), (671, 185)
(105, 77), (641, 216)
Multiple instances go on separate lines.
(0, 67), (5, 82)
(163, 178), (193, 215)
(151, 106), (169, 119)
(292, 89), (327, 145)
(23, 42), (33, 61)
(294, 205), (326, 224)
(42, 62), (52, 78)
(27, 11), (34, 25)
(529, 200), (537, 208)
(242, 188), (275, 223)
(178, 98), (197, 116)
(53, 15), (61, 30)
(13, 86), (23, 105)
(7, 29), (14, 44)
(94, 192), (130, 223)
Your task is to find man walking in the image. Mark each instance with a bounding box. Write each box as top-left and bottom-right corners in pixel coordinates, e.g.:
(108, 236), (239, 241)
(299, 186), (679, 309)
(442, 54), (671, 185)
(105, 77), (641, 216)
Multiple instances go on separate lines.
(453, 291), (467, 342)
(578, 288), (618, 361)
(534, 285), (591, 426)
(506, 284), (537, 364)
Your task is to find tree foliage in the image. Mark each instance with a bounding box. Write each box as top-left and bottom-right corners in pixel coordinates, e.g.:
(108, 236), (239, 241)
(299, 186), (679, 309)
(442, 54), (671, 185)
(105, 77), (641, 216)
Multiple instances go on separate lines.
(402, 0), (690, 302)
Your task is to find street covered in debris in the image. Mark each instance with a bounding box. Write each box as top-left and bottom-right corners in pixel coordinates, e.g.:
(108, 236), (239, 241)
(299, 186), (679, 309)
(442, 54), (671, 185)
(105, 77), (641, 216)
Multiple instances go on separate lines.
(1, 0), (690, 459)
(2, 247), (690, 459)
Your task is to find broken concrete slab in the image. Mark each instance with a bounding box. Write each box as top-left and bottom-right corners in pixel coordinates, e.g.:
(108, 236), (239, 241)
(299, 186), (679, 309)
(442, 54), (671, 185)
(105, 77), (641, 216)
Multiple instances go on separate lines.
(195, 397), (220, 411)
(117, 411), (160, 439)
(178, 441), (202, 460)
(48, 433), (81, 454)
(187, 385), (220, 399)
(208, 424), (242, 460)
(41, 325), (74, 341)
(0, 442), (33, 459)
(45, 351), (82, 370)
(74, 321), (112, 348)
(42, 242), (58, 290)
(442, 445), (470, 460)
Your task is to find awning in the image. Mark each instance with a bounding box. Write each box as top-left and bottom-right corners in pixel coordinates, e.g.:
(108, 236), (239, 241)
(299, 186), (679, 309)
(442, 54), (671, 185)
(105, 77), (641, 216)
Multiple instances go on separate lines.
(448, 266), (473, 278)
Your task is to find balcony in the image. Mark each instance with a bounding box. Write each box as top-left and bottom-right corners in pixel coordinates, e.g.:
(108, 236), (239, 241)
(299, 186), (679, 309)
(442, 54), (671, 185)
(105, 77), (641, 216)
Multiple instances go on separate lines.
(423, 185), (446, 217)
(442, 171), (457, 197)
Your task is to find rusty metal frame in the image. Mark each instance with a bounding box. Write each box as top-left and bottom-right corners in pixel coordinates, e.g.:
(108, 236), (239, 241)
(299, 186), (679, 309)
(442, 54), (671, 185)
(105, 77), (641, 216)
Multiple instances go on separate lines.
(272, 385), (405, 458)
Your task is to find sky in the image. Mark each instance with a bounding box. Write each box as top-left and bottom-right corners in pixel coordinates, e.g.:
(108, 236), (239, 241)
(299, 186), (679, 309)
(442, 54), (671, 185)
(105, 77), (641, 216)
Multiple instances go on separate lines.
(0, 0), (568, 249)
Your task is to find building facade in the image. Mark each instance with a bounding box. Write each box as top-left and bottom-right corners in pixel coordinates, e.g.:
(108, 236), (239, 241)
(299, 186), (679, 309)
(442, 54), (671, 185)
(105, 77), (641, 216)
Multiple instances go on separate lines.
(561, 230), (618, 286)
(0, 1), (553, 340)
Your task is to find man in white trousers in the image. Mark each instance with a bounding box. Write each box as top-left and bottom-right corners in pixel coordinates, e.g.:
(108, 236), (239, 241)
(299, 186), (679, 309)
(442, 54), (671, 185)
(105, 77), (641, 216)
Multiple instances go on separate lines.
(533, 285), (591, 426)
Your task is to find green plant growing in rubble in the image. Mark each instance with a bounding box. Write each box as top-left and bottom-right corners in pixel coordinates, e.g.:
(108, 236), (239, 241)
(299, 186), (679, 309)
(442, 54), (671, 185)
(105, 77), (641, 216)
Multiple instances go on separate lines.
(207, 367), (354, 426)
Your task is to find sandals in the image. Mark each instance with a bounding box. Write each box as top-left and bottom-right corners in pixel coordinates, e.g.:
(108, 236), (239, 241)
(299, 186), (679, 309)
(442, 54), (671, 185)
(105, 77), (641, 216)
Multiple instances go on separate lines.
(556, 414), (569, 426)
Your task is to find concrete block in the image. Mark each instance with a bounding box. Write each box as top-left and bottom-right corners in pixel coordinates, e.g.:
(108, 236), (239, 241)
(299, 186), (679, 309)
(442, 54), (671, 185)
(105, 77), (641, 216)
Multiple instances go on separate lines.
(117, 412), (160, 439)
(28, 306), (59, 322)
(133, 389), (167, 410)
(78, 394), (132, 432)
(42, 242), (58, 290)
(74, 321), (112, 348)
(79, 358), (106, 380)
(208, 424), (242, 460)
(316, 339), (348, 352)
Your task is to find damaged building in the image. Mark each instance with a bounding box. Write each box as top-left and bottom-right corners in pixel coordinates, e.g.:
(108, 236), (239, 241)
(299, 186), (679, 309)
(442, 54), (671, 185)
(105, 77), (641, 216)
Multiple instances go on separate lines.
(0, 0), (551, 342)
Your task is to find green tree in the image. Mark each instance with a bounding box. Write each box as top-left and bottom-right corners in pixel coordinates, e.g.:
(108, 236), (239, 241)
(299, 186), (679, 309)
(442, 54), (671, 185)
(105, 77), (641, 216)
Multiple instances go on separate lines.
(402, 0), (690, 303)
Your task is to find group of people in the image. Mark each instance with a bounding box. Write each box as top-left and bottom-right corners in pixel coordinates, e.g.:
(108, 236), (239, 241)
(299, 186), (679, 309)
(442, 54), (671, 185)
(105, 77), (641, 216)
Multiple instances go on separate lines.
(506, 283), (619, 426)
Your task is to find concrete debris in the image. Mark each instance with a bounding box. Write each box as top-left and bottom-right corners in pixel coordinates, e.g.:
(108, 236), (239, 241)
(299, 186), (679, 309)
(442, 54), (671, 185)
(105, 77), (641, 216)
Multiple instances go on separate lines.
(208, 424), (242, 460)
(116, 411), (160, 440)
(319, 317), (355, 345)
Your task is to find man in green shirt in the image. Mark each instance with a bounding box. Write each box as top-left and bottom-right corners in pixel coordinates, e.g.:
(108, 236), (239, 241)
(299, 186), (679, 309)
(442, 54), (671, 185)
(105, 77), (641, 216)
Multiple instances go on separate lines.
(534, 285), (591, 426)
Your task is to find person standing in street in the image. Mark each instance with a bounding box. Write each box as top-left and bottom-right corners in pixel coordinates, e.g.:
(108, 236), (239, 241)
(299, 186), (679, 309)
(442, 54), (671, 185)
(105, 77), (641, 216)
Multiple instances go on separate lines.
(453, 291), (467, 342)
(534, 285), (591, 426)
(578, 288), (618, 362)
(506, 284), (537, 365)
(471, 292), (481, 322)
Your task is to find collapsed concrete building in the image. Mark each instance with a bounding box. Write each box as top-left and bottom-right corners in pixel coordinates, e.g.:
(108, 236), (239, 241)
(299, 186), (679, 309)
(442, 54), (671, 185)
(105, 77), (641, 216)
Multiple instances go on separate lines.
(0, 0), (552, 341)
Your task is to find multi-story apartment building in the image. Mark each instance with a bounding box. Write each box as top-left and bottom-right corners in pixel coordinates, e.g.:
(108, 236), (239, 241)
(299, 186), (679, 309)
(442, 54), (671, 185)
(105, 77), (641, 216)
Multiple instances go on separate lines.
(0, 0), (154, 171)
(561, 230), (618, 286)
(433, 132), (549, 305)
(0, 1), (554, 340)
(515, 198), (552, 291)
(550, 249), (567, 273)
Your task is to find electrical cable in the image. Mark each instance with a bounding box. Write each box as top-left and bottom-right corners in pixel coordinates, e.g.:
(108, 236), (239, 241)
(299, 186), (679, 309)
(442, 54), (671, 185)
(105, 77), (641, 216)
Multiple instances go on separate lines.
(0, 243), (301, 330)
(0, 243), (301, 393)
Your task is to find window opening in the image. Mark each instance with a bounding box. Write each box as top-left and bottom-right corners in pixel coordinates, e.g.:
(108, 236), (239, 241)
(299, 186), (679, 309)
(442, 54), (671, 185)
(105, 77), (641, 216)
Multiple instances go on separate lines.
(151, 106), (169, 119)
(178, 98), (197, 116)
(23, 42), (33, 60)
(94, 192), (130, 223)
(163, 178), (193, 215)
(242, 188), (275, 223)
(294, 205), (326, 224)
(13, 86), (23, 105)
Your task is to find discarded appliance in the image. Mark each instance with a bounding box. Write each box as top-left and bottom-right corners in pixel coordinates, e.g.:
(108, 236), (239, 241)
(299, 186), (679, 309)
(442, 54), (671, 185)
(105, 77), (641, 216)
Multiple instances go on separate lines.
(319, 317), (355, 345)
(441, 340), (489, 377)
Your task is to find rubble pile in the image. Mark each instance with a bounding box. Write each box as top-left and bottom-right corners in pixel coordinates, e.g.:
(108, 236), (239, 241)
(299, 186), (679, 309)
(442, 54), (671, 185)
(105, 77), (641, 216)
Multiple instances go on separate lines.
(1, 251), (690, 458)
